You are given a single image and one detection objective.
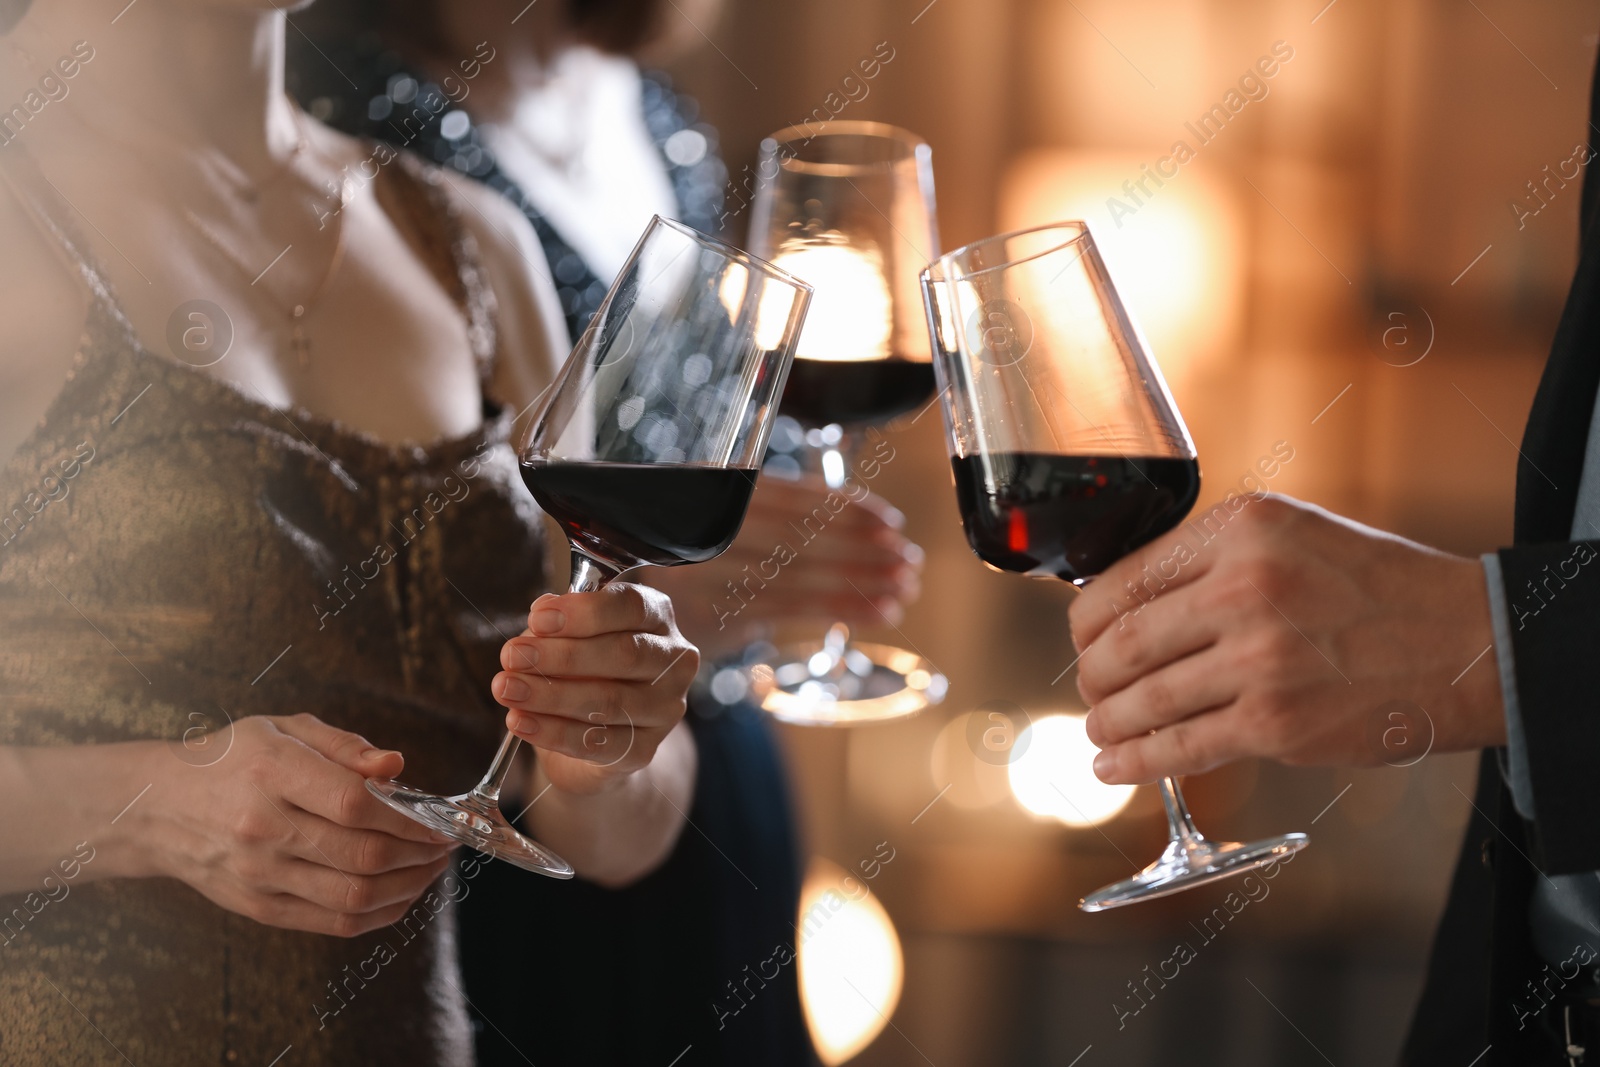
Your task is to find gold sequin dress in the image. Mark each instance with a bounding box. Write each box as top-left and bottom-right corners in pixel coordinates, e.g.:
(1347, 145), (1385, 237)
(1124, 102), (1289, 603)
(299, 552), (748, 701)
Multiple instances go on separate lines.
(0, 146), (550, 1066)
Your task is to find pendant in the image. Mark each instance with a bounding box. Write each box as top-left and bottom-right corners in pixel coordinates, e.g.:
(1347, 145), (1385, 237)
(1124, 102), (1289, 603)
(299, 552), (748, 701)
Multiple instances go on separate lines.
(292, 305), (309, 367)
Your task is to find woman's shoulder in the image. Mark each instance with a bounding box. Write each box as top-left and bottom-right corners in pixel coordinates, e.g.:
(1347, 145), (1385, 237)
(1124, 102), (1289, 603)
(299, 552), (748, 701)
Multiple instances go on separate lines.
(304, 115), (567, 411)
(307, 116), (551, 300)
(430, 164), (570, 410)
(0, 172), (94, 465)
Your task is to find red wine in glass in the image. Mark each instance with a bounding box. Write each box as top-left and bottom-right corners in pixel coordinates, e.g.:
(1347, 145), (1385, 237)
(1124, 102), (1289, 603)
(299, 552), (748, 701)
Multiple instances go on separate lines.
(520, 461), (759, 570)
(951, 453), (1201, 583)
(780, 356), (936, 428)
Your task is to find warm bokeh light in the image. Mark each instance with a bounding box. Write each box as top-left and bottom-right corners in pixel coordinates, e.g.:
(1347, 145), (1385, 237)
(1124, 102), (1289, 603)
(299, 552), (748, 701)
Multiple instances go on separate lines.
(770, 240), (895, 361)
(1007, 713), (1138, 827)
(798, 858), (905, 1065)
(754, 643), (945, 725)
(998, 149), (1245, 386)
(929, 711), (1014, 811)
(717, 259), (750, 323)
(716, 257), (810, 353)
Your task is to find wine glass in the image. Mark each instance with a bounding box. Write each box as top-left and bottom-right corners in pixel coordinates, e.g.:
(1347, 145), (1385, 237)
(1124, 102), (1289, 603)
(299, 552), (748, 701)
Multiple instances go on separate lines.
(920, 220), (1308, 910)
(367, 216), (812, 876)
(743, 120), (948, 725)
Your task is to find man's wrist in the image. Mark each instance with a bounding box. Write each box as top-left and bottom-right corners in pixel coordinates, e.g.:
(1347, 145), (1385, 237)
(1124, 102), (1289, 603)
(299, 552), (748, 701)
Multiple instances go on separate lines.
(1436, 555), (1509, 751)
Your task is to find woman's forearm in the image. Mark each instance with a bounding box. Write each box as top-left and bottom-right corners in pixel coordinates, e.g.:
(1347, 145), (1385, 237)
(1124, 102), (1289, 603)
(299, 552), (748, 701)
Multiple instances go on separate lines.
(520, 720), (697, 888)
(0, 742), (164, 894)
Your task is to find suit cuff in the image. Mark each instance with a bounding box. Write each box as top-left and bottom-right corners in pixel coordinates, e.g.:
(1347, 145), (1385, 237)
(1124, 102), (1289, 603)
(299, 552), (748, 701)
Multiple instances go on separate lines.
(1481, 553), (1534, 819)
(1495, 541), (1600, 873)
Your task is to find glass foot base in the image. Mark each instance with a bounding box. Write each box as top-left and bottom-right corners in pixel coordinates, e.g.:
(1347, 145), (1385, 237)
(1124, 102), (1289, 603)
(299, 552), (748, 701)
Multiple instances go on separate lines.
(366, 778), (575, 879)
(1079, 831), (1308, 912)
(751, 634), (947, 726)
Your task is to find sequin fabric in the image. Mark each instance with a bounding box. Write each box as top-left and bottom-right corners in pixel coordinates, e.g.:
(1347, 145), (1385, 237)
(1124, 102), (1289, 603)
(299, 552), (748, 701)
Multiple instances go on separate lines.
(292, 43), (727, 344)
(0, 147), (549, 1066)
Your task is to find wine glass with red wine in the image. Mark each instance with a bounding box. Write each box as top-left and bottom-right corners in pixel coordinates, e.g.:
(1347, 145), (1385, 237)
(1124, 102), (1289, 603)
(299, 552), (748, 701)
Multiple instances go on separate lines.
(921, 221), (1307, 910)
(367, 216), (811, 876)
(742, 121), (948, 725)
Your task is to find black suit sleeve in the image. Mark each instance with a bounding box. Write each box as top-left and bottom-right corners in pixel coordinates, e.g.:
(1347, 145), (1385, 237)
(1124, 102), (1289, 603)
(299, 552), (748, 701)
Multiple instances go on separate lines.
(1495, 540), (1600, 873)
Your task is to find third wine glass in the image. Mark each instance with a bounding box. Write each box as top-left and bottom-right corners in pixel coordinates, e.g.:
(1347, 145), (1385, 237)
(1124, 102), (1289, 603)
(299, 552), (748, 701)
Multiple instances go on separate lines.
(744, 120), (948, 725)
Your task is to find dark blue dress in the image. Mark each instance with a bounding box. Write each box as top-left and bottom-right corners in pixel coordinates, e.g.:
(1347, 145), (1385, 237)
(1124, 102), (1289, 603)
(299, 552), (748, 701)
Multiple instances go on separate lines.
(290, 45), (813, 1067)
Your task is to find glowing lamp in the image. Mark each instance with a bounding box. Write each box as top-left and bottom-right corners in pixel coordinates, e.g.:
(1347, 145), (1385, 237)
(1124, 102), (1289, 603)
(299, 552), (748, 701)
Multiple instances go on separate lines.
(1008, 713), (1137, 827)
(770, 240), (895, 361)
(997, 148), (1244, 386)
(798, 857), (905, 1065)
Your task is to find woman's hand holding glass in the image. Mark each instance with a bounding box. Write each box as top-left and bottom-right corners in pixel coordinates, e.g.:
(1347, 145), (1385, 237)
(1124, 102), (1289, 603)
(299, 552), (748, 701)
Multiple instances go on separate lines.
(129, 714), (457, 938)
(491, 583), (699, 796)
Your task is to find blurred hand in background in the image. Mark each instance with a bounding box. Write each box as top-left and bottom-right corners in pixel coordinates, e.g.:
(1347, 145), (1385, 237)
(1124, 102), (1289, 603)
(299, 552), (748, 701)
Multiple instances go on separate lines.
(647, 472), (923, 662)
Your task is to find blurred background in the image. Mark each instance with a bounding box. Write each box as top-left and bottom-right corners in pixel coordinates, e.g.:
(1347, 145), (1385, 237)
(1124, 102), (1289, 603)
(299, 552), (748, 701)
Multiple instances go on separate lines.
(662, 0), (1599, 1063)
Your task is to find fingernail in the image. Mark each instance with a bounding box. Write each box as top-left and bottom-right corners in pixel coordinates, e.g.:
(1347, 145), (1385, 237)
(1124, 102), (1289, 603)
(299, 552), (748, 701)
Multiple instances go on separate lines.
(507, 642), (539, 670)
(508, 711), (538, 737)
(877, 599), (905, 625)
(431, 832), (458, 846)
(901, 542), (925, 566)
(883, 508), (906, 530)
(361, 747), (399, 761)
(530, 609), (565, 634)
(1093, 750), (1118, 781)
(496, 676), (531, 703)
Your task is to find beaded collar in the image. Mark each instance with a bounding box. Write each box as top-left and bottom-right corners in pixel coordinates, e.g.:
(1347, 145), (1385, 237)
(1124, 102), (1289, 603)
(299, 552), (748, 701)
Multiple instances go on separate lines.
(292, 42), (727, 346)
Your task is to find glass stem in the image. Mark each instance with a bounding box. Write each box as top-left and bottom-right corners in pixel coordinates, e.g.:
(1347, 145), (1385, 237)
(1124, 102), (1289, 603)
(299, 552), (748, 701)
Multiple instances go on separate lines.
(817, 426), (859, 646)
(566, 549), (620, 596)
(468, 547), (619, 808)
(819, 426), (855, 491)
(470, 733), (522, 809)
(1158, 777), (1205, 848)
(1072, 577), (1201, 849)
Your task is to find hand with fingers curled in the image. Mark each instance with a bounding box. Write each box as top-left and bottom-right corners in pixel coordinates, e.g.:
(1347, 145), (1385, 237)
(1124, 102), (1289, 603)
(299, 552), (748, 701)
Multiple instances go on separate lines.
(491, 581), (700, 796)
(126, 713), (458, 938)
(1066, 494), (1508, 786)
(643, 472), (924, 661)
